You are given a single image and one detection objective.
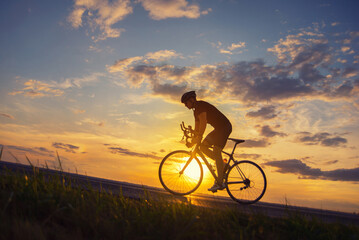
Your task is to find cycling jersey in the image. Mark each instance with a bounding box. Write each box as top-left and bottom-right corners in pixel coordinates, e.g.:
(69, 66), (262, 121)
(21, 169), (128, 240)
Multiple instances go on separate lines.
(194, 101), (231, 129)
(194, 101), (232, 148)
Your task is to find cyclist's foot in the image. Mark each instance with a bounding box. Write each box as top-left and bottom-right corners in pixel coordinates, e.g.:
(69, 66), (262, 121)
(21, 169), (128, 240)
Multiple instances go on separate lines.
(208, 182), (226, 193)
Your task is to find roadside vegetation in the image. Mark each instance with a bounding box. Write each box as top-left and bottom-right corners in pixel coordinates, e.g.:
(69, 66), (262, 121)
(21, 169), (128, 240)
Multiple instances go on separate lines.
(0, 149), (358, 239)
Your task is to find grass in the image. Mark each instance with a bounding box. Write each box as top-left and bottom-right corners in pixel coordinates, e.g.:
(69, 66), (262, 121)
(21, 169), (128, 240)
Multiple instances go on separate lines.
(0, 156), (358, 239)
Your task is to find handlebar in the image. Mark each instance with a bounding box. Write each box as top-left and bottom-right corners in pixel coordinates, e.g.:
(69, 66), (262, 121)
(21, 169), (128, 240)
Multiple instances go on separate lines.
(180, 121), (194, 144)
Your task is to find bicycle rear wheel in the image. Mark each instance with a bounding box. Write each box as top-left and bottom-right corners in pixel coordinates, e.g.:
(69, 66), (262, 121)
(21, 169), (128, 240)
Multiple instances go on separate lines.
(225, 160), (266, 204)
(159, 150), (203, 195)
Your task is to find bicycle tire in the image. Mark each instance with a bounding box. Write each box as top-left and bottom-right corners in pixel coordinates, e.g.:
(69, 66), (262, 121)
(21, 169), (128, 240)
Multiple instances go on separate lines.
(159, 150), (203, 196)
(225, 160), (267, 204)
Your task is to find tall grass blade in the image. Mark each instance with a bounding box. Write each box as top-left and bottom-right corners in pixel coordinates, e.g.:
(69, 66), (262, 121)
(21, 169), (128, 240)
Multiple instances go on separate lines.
(9, 151), (20, 163)
(0, 145), (3, 161)
(25, 155), (34, 167)
(56, 151), (63, 172)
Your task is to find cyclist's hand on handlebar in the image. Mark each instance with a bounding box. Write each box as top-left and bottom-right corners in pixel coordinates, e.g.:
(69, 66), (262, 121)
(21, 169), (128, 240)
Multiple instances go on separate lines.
(193, 135), (202, 144)
(186, 141), (194, 148)
(185, 135), (202, 148)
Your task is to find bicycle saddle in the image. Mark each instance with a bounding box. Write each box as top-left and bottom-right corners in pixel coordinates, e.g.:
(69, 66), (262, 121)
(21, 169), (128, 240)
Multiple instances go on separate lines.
(228, 138), (245, 144)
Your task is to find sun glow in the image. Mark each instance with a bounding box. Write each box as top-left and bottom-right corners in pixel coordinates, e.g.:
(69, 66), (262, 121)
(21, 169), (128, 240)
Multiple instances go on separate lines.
(178, 158), (201, 181)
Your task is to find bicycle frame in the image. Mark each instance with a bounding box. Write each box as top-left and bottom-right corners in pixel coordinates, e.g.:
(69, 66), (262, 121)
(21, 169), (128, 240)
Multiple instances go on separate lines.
(159, 122), (267, 203)
(180, 141), (248, 185)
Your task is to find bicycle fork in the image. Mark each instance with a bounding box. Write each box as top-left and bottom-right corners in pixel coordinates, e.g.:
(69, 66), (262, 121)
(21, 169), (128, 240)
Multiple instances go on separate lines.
(179, 150), (197, 175)
(179, 157), (193, 175)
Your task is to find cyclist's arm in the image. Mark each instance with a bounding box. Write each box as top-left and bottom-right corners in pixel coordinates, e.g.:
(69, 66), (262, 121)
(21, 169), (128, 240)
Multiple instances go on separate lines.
(196, 112), (207, 139)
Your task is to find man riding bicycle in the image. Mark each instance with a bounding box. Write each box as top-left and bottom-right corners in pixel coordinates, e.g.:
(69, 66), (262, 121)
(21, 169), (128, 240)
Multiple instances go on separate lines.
(181, 91), (232, 192)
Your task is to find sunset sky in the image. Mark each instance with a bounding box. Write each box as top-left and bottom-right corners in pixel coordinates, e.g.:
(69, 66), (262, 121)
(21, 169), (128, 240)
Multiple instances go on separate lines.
(1, 0), (359, 213)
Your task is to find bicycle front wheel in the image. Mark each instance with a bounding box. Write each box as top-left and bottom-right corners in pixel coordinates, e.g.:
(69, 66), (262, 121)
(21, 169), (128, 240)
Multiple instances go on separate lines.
(225, 160), (267, 204)
(159, 150), (203, 195)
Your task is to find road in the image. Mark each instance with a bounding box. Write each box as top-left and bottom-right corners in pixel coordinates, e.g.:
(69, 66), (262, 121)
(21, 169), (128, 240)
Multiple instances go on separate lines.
(1, 161), (358, 225)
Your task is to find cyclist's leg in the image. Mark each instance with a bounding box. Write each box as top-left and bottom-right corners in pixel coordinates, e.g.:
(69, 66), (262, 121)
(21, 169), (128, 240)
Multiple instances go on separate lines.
(213, 145), (224, 184)
(199, 133), (216, 160)
(200, 131), (226, 184)
(207, 125), (232, 185)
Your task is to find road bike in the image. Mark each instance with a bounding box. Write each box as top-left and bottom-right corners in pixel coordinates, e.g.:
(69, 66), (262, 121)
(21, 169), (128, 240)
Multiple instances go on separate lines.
(158, 122), (267, 204)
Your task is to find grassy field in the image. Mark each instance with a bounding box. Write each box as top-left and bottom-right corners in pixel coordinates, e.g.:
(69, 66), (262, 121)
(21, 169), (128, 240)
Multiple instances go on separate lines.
(1, 155), (359, 239)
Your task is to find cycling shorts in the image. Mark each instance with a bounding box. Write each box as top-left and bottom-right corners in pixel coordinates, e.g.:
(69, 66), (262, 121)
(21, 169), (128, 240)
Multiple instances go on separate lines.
(203, 123), (232, 149)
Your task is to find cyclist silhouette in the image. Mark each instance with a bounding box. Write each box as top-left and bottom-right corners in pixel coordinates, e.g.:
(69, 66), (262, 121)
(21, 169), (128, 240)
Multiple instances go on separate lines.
(181, 91), (232, 192)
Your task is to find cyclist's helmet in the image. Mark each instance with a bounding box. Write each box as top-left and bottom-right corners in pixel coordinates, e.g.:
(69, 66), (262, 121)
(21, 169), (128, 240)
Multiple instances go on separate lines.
(181, 91), (196, 103)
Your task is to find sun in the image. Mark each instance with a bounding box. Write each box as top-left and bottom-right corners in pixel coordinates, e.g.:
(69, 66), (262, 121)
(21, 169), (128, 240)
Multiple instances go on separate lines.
(179, 158), (201, 182)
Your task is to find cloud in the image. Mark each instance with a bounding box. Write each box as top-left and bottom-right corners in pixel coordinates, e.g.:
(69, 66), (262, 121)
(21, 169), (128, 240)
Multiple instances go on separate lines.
(240, 139), (270, 148)
(57, 72), (104, 89)
(67, 0), (133, 41)
(52, 142), (80, 154)
(236, 153), (262, 160)
(9, 79), (64, 98)
(2, 144), (54, 157)
(145, 49), (181, 61)
(267, 27), (328, 65)
(9, 74), (103, 98)
(71, 108), (86, 114)
(77, 118), (105, 127)
(258, 125), (287, 138)
(246, 105), (278, 119)
(350, 31), (359, 39)
(67, 6), (86, 28)
(219, 49), (232, 55)
(107, 50), (181, 73)
(324, 160), (339, 165)
(264, 159), (359, 182)
(108, 56), (144, 73)
(111, 57), (357, 104)
(228, 42), (246, 51)
(108, 26), (358, 105)
(0, 113), (15, 120)
(213, 41), (246, 55)
(106, 144), (161, 160)
(108, 52), (189, 100)
(152, 82), (187, 101)
(298, 63), (325, 83)
(139, 0), (210, 20)
(341, 46), (350, 53)
(342, 67), (358, 79)
(68, 0), (209, 40)
(296, 132), (348, 147)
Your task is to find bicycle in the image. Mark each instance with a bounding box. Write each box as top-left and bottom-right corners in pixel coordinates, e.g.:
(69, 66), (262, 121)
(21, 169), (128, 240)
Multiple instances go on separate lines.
(159, 122), (267, 204)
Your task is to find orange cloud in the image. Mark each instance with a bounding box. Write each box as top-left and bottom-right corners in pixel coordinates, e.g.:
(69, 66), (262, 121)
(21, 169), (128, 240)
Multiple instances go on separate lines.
(9, 79), (64, 98)
(145, 49), (181, 61)
(139, 0), (210, 20)
(77, 118), (105, 127)
(228, 42), (246, 51)
(108, 56), (144, 73)
(68, 0), (209, 41)
(68, 0), (133, 41)
(108, 50), (180, 73)
(0, 113), (15, 120)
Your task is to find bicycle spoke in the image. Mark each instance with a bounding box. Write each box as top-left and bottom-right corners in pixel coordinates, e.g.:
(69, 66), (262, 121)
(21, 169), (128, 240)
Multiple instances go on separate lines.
(159, 151), (203, 195)
(226, 161), (266, 204)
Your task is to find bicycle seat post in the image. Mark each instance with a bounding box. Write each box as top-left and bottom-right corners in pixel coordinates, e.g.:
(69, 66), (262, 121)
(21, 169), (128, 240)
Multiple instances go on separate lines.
(230, 142), (239, 156)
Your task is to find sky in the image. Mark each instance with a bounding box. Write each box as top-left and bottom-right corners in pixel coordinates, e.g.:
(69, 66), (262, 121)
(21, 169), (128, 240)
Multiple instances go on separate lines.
(1, 0), (359, 213)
